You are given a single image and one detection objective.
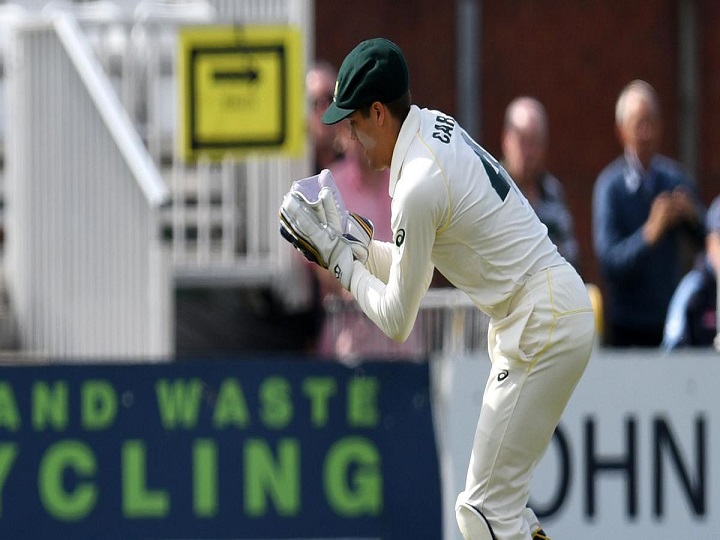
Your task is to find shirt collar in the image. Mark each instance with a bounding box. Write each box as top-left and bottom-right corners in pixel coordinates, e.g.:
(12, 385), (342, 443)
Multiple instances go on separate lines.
(623, 149), (645, 192)
(389, 105), (421, 197)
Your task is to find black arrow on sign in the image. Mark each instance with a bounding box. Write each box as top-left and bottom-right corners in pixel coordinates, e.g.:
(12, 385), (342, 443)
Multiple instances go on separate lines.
(213, 69), (259, 82)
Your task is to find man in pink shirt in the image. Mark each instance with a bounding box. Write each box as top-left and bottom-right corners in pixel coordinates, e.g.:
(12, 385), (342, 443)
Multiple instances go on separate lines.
(318, 127), (422, 360)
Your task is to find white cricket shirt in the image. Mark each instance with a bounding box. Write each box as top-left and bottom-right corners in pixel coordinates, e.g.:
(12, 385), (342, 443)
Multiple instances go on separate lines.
(350, 105), (565, 341)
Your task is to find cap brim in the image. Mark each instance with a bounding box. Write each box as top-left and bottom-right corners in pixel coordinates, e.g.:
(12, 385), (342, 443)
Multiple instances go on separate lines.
(321, 102), (354, 125)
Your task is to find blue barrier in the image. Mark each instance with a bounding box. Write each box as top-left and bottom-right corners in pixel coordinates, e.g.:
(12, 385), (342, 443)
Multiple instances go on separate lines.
(0, 357), (442, 539)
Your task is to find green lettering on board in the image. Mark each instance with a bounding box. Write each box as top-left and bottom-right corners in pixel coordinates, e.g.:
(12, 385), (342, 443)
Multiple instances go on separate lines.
(244, 438), (299, 516)
(212, 379), (250, 429)
(0, 443), (18, 516)
(39, 441), (97, 520)
(122, 440), (169, 518)
(33, 381), (68, 431)
(324, 436), (382, 516)
(156, 379), (203, 429)
(81, 380), (117, 430)
(0, 383), (20, 431)
(348, 377), (379, 427)
(302, 377), (337, 427)
(260, 377), (292, 429)
(193, 439), (217, 517)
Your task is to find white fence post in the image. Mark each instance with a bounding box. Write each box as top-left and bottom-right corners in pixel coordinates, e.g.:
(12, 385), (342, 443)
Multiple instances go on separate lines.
(5, 13), (171, 359)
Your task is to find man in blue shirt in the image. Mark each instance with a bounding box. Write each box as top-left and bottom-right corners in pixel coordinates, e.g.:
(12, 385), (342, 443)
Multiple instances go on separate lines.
(593, 80), (704, 347)
(663, 196), (720, 350)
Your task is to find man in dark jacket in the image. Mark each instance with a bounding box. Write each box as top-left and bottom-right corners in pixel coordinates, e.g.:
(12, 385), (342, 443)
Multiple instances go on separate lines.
(593, 80), (705, 347)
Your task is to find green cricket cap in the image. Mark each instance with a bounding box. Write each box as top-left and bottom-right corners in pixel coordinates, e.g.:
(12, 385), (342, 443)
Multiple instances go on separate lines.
(322, 37), (409, 125)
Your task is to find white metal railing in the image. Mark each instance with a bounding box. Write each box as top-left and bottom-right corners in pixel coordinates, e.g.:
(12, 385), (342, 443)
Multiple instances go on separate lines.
(324, 288), (490, 362)
(0, 1), (316, 356)
(165, 0), (314, 292)
(211, 0), (310, 25)
(116, 0), (313, 295)
(2, 1), (313, 292)
(5, 12), (171, 359)
(139, 0), (314, 306)
(168, 156), (304, 289)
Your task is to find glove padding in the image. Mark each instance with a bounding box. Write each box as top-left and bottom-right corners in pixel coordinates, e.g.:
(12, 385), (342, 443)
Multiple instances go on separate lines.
(316, 185), (374, 263)
(345, 212), (373, 263)
(279, 217), (324, 266)
(280, 189), (357, 289)
(290, 169), (348, 230)
(279, 183), (333, 266)
(279, 169), (375, 289)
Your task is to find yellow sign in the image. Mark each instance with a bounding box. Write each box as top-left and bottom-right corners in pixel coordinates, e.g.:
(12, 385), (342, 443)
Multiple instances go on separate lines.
(178, 25), (305, 162)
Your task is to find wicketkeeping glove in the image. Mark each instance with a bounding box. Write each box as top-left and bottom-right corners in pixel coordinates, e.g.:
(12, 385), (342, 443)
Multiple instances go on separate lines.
(290, 169), (348, 230)
(345, 212), (373, 263)
(279, 183), (331, 266)
(279, 169), (375, 289)
(280, 189), (357, 289)
(316, 186), (374, 263)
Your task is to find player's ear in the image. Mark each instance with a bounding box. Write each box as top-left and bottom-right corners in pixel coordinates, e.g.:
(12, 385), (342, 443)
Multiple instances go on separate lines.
(370, 101), (384, 125)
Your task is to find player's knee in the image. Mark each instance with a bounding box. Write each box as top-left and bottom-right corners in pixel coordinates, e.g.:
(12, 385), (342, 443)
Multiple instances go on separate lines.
(455, 502), (496, 540)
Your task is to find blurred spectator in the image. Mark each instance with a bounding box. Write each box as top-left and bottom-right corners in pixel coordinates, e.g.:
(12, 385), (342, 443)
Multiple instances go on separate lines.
(276, 60), (346, 354)
(663, 195), (720, 350)
(303, 61), (420, 360)
(330, 130), (394, 241)
(277, 61), (424, 361)
(593, 80), (705, 347)
(315, 117), (422, 361)
(306, 61), (343, 171)
(501, 96), (581, 271)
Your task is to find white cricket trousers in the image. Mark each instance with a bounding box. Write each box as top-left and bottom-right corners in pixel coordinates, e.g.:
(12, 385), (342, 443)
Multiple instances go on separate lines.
(456, 264), (595, 540)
